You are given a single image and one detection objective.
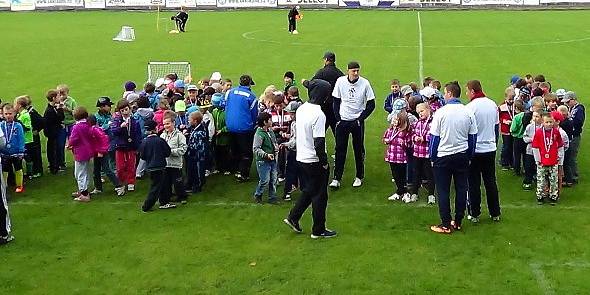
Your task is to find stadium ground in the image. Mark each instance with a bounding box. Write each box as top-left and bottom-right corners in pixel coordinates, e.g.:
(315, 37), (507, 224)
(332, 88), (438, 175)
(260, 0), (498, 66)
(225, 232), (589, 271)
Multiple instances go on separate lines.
(1, 9), (590, 294)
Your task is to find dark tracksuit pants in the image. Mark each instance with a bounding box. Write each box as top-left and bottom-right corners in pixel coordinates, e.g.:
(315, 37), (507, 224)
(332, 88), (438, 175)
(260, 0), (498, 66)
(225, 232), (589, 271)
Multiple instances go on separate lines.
(93, 156), (120, 191)
(334, 120), (365, 181)
(411, 157), (434, 195)
(165, 167), (187, 202)
(288, 162), (329, 235)
(523, 154), (536, 185)
(231, 131), (254, 179)
(500, 134), (513, 168)
(187, 155), (206, 193)
(284, 149), (299, 196)
(512, 137), (526, 175)
(288, 18), (296, 32)
(142, 169), (168, 212)
(215, 144), (231, 173)
(389, 163), (407, 195)
(31, 134), (43, 175)
(46, 136), (59, 174)
(176, 18), (187, 32)
(468, 152), (501, 218)
(0, 169), (10, 237)
(433, 152), (470, 228)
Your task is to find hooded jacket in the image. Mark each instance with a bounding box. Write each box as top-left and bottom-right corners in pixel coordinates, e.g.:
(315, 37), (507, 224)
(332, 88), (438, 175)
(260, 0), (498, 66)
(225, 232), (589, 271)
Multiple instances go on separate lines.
(302, 79), (332, 166)
(161, 128), (188, 169)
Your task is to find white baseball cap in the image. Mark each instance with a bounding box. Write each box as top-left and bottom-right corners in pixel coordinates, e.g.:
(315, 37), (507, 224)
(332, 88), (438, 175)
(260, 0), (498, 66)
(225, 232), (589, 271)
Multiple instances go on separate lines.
(210, 72), (222, 81)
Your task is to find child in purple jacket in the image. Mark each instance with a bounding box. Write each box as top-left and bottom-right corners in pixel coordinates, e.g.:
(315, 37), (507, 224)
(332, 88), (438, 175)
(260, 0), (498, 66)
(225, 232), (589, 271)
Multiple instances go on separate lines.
(67, 107), (95, 202)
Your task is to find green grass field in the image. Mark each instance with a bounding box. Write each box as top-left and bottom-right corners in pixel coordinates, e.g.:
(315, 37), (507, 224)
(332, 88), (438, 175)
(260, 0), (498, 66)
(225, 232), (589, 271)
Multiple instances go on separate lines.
(1, 9), (590, 294)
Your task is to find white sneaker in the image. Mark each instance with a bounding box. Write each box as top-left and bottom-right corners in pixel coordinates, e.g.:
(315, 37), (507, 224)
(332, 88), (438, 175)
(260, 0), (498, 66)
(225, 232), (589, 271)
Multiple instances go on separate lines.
(115, 186), (126, 197)
(402, 193), (412, 203)
(410, 194), (418, 202)
(391, 178), (395, 183)
(292, 30), (299, 35)
(278, 177), (286, 183)
(127, 184), (135, 192)
(205, 170), (211, 177)
(427, 195), (436, 204)
(329, 180), (341, 189)
(388, 193), (401, 201)
(352, 178), (363, 187)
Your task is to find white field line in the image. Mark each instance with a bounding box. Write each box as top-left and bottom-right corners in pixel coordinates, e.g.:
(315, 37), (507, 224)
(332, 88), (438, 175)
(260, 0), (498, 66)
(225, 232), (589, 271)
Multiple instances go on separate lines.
(417, 11), (424, 83)
(529, 261), (590, 295)
(241, 30), (590, 49)
(530, 263), (556, 295)
(8, 200), (590, 210)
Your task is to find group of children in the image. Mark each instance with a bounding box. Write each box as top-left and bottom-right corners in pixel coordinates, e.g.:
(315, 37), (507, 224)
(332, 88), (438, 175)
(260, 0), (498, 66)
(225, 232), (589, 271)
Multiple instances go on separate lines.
(382, 78), (442, 205)
(499, 74), (584, 204)
(382, 74), (584, 206)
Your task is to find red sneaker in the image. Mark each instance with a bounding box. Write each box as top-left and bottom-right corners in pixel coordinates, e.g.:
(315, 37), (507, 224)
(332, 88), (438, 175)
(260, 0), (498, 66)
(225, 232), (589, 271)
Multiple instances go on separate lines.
(15, 186), (24, 193)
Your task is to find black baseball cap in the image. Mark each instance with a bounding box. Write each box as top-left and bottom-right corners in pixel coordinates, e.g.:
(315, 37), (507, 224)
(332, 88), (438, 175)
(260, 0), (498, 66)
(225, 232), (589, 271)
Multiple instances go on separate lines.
(144, 119), (157, 132)
(239, 74), (255, 86)
(96, 96), (113, 107)
(323, 52), (336, 62)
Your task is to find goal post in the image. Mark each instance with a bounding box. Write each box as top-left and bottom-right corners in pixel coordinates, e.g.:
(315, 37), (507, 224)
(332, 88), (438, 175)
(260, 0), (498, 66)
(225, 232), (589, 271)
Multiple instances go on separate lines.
(147, 61), (192, 83)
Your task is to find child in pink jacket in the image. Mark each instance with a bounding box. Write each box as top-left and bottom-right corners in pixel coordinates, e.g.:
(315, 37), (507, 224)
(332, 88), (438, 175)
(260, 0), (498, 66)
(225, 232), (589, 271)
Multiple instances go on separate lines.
(67, 107), (95, 202)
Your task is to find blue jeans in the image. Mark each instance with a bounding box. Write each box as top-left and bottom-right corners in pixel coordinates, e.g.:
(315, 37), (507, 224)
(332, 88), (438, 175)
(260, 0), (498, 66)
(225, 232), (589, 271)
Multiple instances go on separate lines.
(254, 160), (277, 200)
(56, 127), (67, 167)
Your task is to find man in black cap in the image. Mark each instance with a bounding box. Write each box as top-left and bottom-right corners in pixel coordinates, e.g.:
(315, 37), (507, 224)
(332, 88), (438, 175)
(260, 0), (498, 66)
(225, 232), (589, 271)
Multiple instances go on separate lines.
(312, 52), (344, 135)
(284, 79), (336, 239)
(330, 61), (375, 189)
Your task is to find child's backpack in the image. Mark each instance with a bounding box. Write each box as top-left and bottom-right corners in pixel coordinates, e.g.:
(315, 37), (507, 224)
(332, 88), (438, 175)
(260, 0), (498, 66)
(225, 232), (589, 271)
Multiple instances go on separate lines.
(133, 110), (154, 139)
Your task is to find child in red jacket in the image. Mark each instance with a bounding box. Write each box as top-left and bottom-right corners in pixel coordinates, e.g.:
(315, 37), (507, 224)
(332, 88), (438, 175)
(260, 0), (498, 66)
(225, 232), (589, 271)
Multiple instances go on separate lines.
(531, 113), (564, 205)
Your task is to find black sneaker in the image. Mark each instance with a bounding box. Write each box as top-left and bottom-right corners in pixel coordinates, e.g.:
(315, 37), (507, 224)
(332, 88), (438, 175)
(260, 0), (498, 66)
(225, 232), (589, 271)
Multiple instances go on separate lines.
(537, 199), (544, 205)
(0, 235), (14, 245)
(283, 218), (302, 233)
(311, 229), (337, 239)
(254, 195), (262, 204)
(549, 198), (558, 206)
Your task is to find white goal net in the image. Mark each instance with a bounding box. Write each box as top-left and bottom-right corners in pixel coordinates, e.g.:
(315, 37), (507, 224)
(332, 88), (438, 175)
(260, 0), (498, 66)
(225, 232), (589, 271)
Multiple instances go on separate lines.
(147, 62), (192, 83)
(112, 26), (135, 42)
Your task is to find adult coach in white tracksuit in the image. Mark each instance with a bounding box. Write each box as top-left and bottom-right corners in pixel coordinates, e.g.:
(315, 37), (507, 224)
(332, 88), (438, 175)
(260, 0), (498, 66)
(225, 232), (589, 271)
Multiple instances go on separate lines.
(465, 80), (501, 222)
(330, 61), (376, 189)
(429, 81), (478, 234)
(0, 127), (12, 245)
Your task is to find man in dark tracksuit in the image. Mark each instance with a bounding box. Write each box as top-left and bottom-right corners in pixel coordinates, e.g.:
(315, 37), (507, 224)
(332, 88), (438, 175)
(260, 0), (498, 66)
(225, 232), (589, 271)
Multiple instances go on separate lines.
(287, 6), (300, 33)
(171, 8), (189, 32)
(284, 79), (337, 239)
(312, 52), (344, 135)
(0, 130), (12, 245)
(330, 61), (376, 189)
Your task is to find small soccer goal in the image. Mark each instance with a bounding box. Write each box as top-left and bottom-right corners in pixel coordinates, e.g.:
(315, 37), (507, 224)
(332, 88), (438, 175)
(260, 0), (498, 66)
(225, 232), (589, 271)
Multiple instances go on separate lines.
(113, 26), (135, 42)
(147, 61), (192, 83)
